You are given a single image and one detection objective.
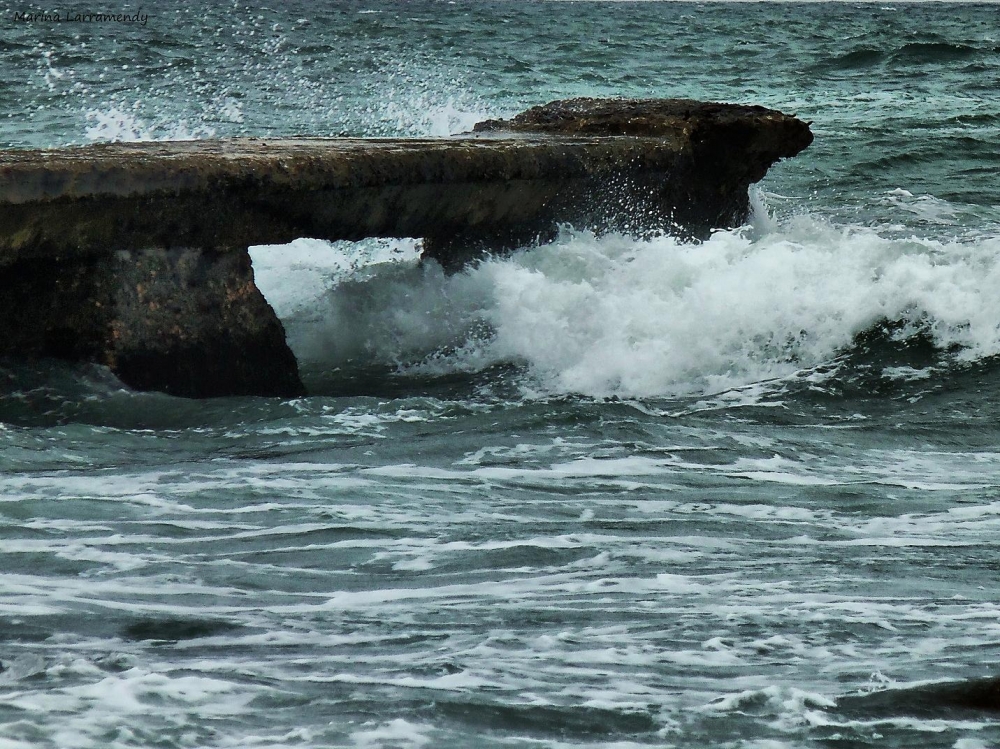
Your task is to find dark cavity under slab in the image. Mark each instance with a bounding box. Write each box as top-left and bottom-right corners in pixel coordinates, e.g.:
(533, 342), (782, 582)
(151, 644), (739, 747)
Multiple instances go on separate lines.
(0, 98), (812, 398)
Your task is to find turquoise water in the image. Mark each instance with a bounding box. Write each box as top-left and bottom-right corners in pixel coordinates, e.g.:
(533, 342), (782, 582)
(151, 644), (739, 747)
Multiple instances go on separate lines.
(3, 2), (1000, 747)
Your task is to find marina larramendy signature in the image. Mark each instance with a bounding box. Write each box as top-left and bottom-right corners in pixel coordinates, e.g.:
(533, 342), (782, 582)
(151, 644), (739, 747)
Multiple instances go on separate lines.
(11, 9), (148, 26)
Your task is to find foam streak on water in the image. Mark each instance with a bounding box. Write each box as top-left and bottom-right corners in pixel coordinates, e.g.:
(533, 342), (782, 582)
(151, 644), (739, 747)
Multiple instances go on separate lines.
(2, 407), (1000, 748)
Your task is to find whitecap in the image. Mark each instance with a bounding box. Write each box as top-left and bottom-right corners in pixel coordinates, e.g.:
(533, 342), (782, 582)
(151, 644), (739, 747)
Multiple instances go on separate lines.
(253, 211), (1000, 400)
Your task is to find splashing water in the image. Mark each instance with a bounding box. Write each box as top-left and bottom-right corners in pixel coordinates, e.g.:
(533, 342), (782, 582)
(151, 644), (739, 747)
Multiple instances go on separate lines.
(83, 106), (218, 142)
(252, 207), (1000, 400)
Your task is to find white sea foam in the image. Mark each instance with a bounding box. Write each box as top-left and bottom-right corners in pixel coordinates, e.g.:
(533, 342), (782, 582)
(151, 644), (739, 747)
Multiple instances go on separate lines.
(249, 238), (421, 319)
(252, 210), (1000, 399)
(84, 106), (217, 142)
(351, 719), (434, 749)
(379, 93), (488, 137)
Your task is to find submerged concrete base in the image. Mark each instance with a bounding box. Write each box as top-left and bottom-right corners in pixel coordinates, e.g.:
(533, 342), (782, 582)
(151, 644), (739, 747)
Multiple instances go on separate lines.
(0, 248), (303, 397)
(0, 98), (812, 397)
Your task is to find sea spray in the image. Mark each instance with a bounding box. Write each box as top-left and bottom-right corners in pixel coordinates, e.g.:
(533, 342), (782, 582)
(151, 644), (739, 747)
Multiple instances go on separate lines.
(253, 214), (1000, 399)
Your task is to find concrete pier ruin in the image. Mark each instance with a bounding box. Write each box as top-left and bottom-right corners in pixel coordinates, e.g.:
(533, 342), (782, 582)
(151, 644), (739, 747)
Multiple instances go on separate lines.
(0, 98), (812, 397)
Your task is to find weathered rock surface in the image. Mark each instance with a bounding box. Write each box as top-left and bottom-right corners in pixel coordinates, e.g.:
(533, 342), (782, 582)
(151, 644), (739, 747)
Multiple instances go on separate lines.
(468, 97), (812, 249)
(0, 248), (304, 398)
(0, 98), (812, 397)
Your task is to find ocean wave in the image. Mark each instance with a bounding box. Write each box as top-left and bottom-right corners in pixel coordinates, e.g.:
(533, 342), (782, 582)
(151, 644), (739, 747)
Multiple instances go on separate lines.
(252, 205), (1000, 401)
(815, 47), (885, 71)
(891, 41), (982, 64)
(811, 40), (986, 74)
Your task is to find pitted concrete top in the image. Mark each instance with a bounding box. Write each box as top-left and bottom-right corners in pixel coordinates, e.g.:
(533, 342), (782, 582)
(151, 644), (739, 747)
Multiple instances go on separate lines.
(0, 98), (812, 263)
(0, 98), (811, 204)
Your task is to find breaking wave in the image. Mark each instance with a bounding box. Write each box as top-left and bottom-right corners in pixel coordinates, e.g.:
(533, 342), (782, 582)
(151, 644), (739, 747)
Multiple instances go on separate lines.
(251, 197), (1000, 400)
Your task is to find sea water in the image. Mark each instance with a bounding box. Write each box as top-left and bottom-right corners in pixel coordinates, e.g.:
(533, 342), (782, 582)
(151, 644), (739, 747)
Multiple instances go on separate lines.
(2, 2), (1000, 747)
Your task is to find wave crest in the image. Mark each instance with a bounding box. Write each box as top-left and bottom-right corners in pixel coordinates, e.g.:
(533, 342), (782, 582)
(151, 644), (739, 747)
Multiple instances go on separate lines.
(251, 206), (1000, 400)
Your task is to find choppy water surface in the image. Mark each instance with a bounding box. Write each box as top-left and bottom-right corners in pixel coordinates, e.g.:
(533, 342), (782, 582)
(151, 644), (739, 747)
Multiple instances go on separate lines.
(3, 2), (1000, 747)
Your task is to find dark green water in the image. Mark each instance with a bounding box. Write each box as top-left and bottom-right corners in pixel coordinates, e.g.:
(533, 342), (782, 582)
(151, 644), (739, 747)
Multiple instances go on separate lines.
(2, 2), (1000, 747)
